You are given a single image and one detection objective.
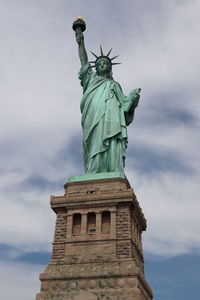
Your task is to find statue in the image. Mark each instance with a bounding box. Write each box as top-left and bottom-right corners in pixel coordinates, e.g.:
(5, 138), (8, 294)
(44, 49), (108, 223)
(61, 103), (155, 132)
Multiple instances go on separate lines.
(73, 18), (140, 175)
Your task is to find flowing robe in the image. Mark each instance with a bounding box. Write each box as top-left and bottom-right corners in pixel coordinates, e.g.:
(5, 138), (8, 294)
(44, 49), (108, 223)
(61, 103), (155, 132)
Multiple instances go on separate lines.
(78, 63), (137, 174)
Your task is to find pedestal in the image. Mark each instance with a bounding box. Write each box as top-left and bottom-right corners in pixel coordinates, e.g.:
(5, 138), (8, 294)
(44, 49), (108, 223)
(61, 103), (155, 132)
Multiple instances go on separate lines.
(36, 177), (153, 300)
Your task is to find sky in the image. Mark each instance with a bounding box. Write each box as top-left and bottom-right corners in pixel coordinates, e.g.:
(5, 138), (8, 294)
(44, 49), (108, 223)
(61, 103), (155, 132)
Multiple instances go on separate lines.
(0, 0), (200, 299)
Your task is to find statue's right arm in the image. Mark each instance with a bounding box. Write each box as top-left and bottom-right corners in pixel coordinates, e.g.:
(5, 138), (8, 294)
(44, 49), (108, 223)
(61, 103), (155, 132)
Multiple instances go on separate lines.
(75, 29), (88, 67)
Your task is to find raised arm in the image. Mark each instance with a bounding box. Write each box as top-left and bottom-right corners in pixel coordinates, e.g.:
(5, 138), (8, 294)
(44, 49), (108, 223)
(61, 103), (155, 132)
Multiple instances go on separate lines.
(75, 28), (88, 67)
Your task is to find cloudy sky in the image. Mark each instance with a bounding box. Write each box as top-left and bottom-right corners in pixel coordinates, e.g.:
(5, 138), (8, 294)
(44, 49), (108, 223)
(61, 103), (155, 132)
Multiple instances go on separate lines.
(0, 0), (200, 299)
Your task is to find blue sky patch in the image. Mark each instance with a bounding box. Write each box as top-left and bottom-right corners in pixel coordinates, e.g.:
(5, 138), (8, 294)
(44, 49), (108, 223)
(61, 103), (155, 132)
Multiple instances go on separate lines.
(0, 243), (51, 265)
(145, 253), (200, 300)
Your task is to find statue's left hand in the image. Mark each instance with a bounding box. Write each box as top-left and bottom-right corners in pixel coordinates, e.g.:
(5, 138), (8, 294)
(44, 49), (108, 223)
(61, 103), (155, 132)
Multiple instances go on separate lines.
(128, 89), (141, 107)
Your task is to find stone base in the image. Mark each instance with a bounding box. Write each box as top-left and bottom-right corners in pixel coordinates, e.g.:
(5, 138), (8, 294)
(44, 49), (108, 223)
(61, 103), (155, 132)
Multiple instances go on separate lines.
(36, 177), (153, 300)
(36, 260), (152, 300)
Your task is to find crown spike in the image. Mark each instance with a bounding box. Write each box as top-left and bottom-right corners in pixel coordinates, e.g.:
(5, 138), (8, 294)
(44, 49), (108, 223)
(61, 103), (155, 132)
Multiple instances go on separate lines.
(90, 47), (120, 68)
(107, 48), (112, 57)
(90, 51), (98, 58)
(100, 45), (104, 56)
(111, 55), (119, 61)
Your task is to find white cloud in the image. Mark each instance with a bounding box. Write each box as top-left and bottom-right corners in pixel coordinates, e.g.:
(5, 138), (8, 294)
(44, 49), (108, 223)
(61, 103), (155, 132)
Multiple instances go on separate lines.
(118, 0), (200, 111)
(0, 260), (43, 300)
(0, 184), (55, 251)
(126, 169), (200, 256)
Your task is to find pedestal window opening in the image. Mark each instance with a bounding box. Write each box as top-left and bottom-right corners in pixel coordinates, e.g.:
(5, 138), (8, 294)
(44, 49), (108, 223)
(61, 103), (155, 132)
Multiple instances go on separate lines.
(101, 211), (111, 234)
(87, 212), (96, 234)
(72, 213), (81, 235)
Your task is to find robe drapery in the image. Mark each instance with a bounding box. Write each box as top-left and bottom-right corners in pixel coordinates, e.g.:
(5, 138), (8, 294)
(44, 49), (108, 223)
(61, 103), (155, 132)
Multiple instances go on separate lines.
(78, 63), (137, 174)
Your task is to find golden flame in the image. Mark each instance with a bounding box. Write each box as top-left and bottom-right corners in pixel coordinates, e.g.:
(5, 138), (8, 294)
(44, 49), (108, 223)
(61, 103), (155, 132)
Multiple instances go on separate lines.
(76, 16), (84, 22)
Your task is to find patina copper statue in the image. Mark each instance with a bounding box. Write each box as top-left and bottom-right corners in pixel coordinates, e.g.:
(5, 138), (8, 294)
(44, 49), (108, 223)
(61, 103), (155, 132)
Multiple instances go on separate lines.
(73, 17), (141, 175)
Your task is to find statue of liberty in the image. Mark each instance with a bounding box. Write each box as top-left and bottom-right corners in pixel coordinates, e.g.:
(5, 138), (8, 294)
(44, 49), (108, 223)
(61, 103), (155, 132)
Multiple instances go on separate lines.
(73, 18), (141, 175)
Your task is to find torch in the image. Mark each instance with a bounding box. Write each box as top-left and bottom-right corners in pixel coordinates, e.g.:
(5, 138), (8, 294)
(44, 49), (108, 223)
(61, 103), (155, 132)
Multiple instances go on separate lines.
(72, 17), (86, 33)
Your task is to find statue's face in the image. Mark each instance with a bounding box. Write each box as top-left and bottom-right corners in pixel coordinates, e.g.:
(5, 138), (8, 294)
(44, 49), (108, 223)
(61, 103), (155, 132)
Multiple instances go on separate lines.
(96, 59), (111, 76)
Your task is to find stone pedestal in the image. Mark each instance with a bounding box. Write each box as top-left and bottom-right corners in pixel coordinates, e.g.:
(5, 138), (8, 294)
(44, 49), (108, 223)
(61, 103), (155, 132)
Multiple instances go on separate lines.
(36, 177), (153, 300)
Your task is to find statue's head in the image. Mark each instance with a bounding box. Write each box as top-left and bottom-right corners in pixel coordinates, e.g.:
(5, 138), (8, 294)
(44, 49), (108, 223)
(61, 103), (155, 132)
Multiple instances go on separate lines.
(90, 46), (120, 78)
(95, 57), (112, 76)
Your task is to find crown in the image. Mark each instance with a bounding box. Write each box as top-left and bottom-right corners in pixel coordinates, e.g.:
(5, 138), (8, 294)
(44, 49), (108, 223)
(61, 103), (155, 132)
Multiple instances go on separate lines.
(89, 46), (121, 68)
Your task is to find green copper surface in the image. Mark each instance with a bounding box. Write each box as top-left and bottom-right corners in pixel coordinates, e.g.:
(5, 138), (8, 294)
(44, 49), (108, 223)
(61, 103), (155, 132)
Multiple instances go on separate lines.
(73, 19), (141, 175)
(68, 172), (125, 183)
